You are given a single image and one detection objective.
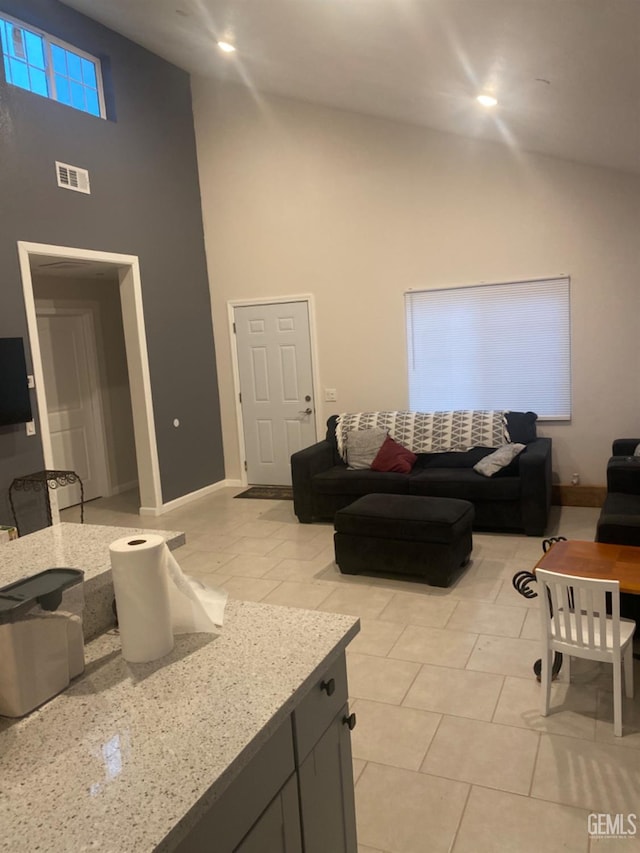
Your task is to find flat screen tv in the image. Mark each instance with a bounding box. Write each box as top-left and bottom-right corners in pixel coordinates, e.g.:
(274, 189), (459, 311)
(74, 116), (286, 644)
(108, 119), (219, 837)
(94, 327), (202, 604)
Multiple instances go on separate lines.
(0, 337), (33, 426)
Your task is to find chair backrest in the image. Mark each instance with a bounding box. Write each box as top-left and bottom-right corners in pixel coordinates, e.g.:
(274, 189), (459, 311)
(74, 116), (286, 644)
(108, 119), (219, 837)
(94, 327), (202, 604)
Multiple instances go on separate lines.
(536, 569), (621, 653)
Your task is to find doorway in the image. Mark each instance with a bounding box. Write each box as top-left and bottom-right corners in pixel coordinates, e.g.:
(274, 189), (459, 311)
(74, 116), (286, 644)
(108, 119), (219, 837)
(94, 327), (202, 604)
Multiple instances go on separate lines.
(18, 241), (162, 515)
(232, 298), (319, 486)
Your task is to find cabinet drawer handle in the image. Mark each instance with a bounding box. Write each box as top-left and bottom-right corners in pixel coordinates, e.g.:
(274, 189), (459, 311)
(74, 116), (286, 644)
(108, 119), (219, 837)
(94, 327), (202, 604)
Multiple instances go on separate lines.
(321, 678), (336, 696)
(343, 712), (356, 731)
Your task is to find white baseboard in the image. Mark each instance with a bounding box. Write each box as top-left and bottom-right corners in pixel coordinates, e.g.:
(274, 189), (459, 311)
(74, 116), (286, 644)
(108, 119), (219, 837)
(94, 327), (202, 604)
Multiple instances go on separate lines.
(139, 479), (244, 516)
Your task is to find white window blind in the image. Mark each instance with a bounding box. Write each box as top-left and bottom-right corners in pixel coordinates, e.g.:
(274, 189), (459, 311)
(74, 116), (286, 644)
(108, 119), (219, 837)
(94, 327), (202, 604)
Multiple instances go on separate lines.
(405, 276), (571, 419)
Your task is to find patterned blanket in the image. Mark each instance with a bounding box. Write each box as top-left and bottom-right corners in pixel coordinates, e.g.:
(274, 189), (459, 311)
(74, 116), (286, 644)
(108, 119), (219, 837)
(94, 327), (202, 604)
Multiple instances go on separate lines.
(335, 411), (507, 460)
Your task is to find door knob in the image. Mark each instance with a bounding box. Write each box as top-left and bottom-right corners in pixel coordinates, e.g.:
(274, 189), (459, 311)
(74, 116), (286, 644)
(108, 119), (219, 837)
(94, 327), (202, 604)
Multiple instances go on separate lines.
(299, 408), (312, 415)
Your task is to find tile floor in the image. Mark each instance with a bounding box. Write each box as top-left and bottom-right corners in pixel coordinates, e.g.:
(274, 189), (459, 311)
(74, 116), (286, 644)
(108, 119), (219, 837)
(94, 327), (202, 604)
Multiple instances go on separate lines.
(62, 491), (640, 853)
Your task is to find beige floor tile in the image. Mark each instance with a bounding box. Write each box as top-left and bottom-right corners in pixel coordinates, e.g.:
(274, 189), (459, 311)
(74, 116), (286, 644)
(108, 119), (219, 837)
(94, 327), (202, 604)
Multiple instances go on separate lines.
(493, 675), (598, 740)
(531, 733), (640, 813)
(227, 536), (280, 556)
(350, 699), (441, 770)
(318, 585), (396, 619)
(421, 715), (539, 794)
(175, 549), (236, 574)
(183, 531), (241, 552)
(403, 664), (504, 721)
(466, 634), (543, 679)
(218, 576), (282, 602)
(356, 762), (469, 853)
(261, 581), (335, 609)
(263, 557), (331, 582)
(452, 785), (589, 853)
(377, 593), (457, 628)
(448, 574), (504, 603)
(595, 688), (640, 745)
(446, 599), (527, 638)
(519, 607), (541, 640)
(494, 579), (539, 609)
(215, 553), (283, 577)
(388, 624), (478, 669)
(266, 538), (329, 561)
(347, 619), (406, 657)
(347, 653), (420, 704)
(230, 519), (286, 539)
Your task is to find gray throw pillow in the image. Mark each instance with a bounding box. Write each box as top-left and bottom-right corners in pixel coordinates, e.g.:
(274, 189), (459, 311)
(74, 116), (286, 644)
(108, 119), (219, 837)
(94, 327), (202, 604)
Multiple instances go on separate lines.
(346, 427), (388, 470)
(473, 443), (526, 477)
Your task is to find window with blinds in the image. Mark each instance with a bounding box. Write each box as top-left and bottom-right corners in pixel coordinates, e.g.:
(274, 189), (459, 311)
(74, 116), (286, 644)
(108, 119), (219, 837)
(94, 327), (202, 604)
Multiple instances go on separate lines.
(405, 276), (571, 419)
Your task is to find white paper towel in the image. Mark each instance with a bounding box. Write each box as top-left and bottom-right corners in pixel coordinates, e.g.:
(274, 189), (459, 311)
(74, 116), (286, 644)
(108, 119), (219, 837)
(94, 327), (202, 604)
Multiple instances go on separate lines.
(109, 535), (228, 663)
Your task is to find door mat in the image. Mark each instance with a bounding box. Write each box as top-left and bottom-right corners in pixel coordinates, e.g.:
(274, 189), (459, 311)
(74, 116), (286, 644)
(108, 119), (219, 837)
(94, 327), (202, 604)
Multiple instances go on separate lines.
(234, 486), (294, 501)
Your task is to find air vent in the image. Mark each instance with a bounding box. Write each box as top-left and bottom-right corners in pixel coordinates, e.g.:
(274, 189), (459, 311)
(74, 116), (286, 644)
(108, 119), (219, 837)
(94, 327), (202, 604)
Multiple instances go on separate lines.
(55, 161), (91, 195)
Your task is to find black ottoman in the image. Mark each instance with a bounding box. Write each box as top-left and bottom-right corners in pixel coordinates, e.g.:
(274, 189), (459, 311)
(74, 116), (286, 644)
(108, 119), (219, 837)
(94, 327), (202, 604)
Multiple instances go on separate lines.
(334, 494), (474, 587)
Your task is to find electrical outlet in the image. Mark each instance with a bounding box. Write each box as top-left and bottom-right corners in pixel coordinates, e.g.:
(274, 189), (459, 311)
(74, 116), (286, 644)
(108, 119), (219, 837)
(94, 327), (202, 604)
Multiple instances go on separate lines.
(325, 388), (337, 402)
(27, 374), (35, 389)
(25, 420), (36, 436)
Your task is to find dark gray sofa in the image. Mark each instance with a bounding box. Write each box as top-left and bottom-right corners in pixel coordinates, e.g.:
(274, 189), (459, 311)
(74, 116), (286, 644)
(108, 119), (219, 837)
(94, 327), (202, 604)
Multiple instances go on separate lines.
(291, 413), (552, 535)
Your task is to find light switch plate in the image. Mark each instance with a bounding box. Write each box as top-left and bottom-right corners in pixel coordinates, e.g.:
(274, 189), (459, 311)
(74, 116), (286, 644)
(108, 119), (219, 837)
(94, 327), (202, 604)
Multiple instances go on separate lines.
(25, 420), (36, 436)
(324, 388), (337, 402)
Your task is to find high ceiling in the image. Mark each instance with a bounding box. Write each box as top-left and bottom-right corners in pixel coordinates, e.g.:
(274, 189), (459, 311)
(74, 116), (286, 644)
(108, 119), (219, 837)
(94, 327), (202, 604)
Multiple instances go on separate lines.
(61, 0), (640, 175)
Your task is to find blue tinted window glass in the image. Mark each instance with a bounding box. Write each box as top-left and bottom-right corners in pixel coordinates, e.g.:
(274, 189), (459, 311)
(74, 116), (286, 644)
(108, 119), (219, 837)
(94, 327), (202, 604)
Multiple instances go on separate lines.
(80, 57), (96, 88)
(2, 55), (10, 83)
(24, 30), (45, 69)
(9, 57), (29, 89)
(84, 87), (99, 116)
(55, 74), (71, 104)
(51, 43), (66, 75)
(66, 51), (82, 81)
(0, 19), (8, 56)
(70, 80), (85, 110)
(28, 66), (48, 96)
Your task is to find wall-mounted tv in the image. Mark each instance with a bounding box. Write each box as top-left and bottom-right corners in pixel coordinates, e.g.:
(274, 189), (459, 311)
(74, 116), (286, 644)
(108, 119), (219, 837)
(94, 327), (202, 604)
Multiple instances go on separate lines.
(0, 337), (33, 426)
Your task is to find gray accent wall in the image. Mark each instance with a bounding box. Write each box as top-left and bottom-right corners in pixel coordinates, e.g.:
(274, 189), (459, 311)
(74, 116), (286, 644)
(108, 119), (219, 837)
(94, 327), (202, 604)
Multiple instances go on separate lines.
(0, 0), (224, 523)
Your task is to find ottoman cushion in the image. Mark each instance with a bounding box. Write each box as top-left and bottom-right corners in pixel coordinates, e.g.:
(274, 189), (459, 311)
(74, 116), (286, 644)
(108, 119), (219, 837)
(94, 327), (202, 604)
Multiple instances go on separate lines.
(334, 493), (472, 542)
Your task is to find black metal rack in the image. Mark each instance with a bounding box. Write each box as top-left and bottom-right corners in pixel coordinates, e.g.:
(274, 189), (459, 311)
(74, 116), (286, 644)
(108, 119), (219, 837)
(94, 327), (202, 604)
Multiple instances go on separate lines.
(8, 470), (84, 535)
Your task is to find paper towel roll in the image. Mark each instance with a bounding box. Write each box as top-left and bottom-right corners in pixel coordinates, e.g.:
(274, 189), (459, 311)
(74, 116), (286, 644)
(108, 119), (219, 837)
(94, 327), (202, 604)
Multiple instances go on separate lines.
(110, 535), (174, 663)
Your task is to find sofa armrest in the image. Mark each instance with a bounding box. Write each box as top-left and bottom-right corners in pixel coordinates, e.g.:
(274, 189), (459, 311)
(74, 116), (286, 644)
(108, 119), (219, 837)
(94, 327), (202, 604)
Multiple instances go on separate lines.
(291, 440), (336, 522)
(518, 437), (552, 535)
(607, 456), (640, 495)
(612, 438), (640, 456)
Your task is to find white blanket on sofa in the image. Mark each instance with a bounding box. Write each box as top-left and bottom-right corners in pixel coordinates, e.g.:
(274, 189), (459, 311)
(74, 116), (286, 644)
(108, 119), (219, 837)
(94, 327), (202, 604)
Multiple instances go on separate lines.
(336, 411), (506, 460)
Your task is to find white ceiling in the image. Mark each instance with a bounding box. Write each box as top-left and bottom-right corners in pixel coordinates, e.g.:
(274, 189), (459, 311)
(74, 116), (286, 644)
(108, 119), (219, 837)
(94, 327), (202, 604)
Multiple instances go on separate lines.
(61, 0), (640, 175)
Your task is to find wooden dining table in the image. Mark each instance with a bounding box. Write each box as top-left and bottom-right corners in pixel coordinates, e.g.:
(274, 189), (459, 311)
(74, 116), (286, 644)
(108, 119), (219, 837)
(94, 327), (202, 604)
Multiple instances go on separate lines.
(512, 538), (640, 677)
(534, 538), (640, 594)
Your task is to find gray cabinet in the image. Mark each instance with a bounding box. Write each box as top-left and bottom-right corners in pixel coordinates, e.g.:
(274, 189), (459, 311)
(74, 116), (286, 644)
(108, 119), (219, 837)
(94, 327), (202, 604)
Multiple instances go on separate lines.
(169, 653), (356, 853)
(235, 776), (301, 853)
(298, 704), (357, 853)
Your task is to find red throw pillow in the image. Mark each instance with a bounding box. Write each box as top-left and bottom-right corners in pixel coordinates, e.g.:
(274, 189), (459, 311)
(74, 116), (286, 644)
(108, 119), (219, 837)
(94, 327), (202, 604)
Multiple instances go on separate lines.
(371, 435), (417, 473)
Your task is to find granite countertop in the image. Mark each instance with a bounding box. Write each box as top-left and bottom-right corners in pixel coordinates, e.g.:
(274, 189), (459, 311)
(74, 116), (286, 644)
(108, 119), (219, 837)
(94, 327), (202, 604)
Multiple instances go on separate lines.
(0, 600), (359, 853)
(0, 523), (186, 640)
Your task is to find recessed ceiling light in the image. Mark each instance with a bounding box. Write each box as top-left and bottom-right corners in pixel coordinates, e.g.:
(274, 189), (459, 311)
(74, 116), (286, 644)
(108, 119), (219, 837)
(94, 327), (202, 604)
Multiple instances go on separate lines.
(477, 94), (498, 107)
(217, 41), (236, 53)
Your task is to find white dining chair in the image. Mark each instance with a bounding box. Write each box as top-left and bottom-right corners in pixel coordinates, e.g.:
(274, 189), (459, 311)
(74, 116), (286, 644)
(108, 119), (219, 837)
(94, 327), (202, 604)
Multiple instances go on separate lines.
(536, 569), (636, 737)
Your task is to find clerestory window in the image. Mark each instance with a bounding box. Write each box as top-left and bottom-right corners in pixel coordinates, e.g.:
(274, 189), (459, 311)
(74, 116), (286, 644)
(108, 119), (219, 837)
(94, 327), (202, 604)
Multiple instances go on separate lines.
(0, 13), (105, 118)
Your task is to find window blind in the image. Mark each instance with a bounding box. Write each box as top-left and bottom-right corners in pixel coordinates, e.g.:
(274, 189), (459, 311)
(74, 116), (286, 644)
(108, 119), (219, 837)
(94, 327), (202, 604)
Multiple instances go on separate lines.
(405, 276), (571, 419)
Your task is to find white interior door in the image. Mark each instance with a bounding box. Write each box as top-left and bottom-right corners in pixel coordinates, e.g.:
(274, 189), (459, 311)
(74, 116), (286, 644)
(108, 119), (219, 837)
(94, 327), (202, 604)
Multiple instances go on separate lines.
(235, 301), (317, 486)
(36, 308), (108, 508)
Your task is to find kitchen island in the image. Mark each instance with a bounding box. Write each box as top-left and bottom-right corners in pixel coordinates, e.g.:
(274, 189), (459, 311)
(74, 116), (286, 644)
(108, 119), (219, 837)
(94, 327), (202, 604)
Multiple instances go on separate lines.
(0, 522), (185, 640)
(0, 597), (359, 852)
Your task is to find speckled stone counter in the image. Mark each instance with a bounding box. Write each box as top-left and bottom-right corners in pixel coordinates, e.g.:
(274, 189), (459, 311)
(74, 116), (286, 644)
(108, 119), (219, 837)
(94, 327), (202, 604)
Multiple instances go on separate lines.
(0, 600), (359, 853)
(0, 523), (185, 640)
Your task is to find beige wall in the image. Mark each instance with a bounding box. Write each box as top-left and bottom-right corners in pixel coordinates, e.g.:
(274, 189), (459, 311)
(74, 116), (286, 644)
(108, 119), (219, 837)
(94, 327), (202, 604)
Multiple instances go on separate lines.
(32, 275), (138, 494)
(192, 79), (640, 486)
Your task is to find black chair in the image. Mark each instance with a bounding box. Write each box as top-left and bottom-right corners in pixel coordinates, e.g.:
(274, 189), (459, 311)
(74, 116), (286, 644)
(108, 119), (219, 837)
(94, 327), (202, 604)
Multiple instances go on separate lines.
(596, 438), (640, 622)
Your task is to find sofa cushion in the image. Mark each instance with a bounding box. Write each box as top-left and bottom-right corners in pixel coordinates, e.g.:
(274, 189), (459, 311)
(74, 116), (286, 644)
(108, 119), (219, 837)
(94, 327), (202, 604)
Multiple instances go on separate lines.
(504, 411), (538, 444)
(312, 466), (410, 495)
(474, 443), (526, 477)
(409, 468), (520, 501)
(345, 427), (388, 470)
(371, 436), (417, 473)
(415, 448), (495, 469)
